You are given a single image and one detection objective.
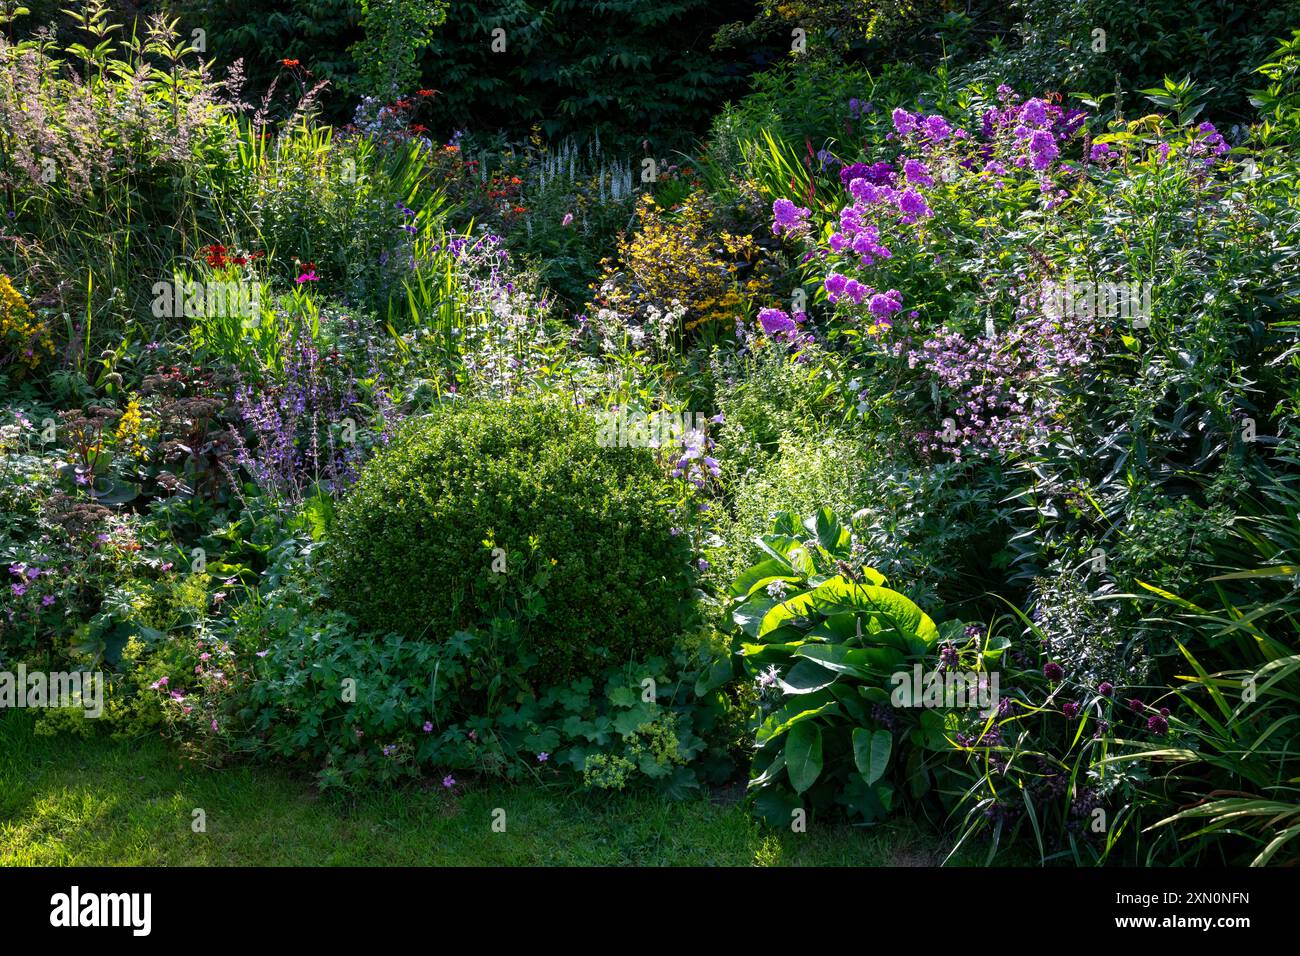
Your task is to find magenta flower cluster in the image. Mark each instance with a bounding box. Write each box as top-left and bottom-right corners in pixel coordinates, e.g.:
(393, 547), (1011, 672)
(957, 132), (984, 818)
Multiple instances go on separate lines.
(771, 198), (811, 239)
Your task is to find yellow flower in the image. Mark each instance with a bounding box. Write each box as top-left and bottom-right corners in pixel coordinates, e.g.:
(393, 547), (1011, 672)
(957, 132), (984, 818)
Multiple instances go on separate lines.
(114, 394), (153, 459)
(0, 274), (53, 375)
(588, 193), (772, 340)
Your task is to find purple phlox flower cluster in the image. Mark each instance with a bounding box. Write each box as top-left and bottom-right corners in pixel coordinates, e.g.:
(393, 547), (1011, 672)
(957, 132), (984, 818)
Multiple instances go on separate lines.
(755, 307), (814, 352)
(757, 306), (798, 339)
(824, 274), (903, 333)
(771, 198), (811, 239)
(839, 161), (895, 190)
(1187, 121), (1231, 169)
(1089, 142), (1118, 163)
(979, 92), (1086, 177)
(891, 108), (951, 147)
(1027, 129), (1059, 171)
(903, 158), (934, 186)
(843, 173), (932, 233)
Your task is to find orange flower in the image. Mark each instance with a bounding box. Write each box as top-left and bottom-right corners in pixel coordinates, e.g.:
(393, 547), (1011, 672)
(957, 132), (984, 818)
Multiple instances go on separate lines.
(281, 59), (300, 68)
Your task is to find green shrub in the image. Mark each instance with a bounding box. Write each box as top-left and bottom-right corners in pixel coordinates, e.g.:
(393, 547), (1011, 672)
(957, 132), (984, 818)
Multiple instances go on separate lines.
(327, 397), (694, 684)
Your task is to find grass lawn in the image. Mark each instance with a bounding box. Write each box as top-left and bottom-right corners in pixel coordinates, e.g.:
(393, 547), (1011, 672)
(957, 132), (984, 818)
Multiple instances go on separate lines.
(0, 713), (982, 866)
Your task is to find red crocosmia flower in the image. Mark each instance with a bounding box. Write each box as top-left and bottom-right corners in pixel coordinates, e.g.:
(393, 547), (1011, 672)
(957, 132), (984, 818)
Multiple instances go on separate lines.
(410, 124), (428, 134)
(281, 59), (300, 68)
(417, 89), (438, 97)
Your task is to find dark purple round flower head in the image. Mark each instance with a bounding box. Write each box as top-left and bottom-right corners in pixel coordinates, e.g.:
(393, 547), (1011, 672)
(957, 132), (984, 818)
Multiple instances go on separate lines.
(1062, 701), (1080, 719)
(1128, 698), (1145, 713)
(1159, 706), (1170, 717)
(1147, 714), (1169, 735)
(839, 160), (895, 190)
(1043, 662), (1064, 682)
(1097, 681), (1113, 697)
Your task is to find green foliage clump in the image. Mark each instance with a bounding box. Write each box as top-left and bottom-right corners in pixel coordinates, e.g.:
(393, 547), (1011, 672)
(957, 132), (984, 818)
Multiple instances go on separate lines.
(419, 0), (765, 150)
(351, 0), (448, 99)
(222, 123), (445, 316)
(327, 397), (694, 684)
(730, 508), (973, 825)
(962, 0), (1300, 122)
(223, 542), (739, 793)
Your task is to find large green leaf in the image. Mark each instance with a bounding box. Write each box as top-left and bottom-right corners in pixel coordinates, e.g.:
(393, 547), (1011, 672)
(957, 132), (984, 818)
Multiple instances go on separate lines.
(779, 658), (838, 695)
(803, 507), (852, 556)
(785, 722), (823, 794)
(853, 727), (893, 785)
(731, 557), (799, 597)
(794, 642), (904, 677)
(755, 534), (815, 575)
(758, 576), (929, 641)
(813, 611), (923, 654)
(733, 596), (776, 637)
(756, 696), (838, 745)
